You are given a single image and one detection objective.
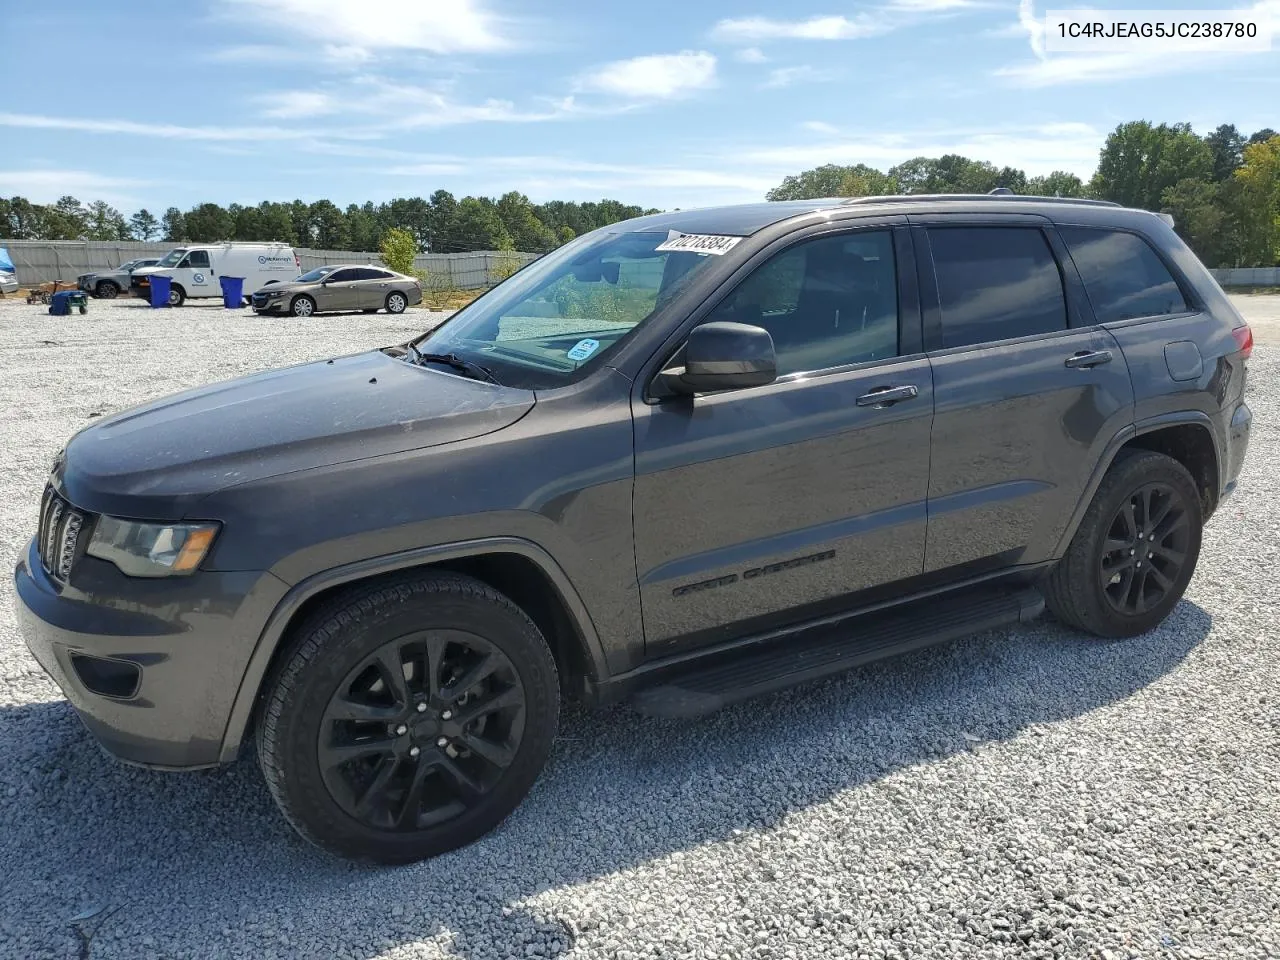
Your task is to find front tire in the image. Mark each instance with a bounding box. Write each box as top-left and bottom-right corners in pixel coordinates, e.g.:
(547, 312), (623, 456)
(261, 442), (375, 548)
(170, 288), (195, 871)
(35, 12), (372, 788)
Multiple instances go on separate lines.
(1045, 450), (1202, 638)
(94, 280), (119, 299)
(291, 295), (316, 318)
(167, 284), (186, 307)
(385, 291), (408, 314)
(257, 573), (560, 864)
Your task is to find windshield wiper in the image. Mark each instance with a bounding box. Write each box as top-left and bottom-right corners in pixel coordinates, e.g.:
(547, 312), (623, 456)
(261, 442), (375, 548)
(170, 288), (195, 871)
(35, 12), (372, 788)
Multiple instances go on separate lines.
(412, 350), (501, 385)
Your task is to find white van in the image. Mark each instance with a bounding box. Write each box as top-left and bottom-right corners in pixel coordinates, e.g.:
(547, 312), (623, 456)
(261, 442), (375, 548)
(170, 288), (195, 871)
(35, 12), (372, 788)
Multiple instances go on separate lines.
(131, 242), (299, 306)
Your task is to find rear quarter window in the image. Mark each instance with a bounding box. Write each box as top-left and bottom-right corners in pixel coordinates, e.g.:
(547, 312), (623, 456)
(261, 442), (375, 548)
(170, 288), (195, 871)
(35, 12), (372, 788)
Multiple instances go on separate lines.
(1059, 227), (1188, 323)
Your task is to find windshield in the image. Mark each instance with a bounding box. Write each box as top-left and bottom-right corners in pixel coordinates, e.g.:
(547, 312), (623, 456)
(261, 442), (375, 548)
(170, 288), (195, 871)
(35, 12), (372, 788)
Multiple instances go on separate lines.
(156, 248), (187, 268)
(296, 267), (332, 283)
(415, 230), (724, 389)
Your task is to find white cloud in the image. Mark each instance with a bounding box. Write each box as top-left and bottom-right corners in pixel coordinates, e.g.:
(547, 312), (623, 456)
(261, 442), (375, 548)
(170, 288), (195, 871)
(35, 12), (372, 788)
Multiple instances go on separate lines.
(576, 51), (718, 99)
(0, 169), (148, 206)
(732, 122), (1105, 180)
(802, 120), (842, 135)
(763, 65), (842, 88)
(711, 0), (984, 44)
(0, 112), (336, 141)
(219, 0), (510, 56)
(712, 15), (882, 41)
(256, 91), (337, 119)
(735, 47), (768, 63)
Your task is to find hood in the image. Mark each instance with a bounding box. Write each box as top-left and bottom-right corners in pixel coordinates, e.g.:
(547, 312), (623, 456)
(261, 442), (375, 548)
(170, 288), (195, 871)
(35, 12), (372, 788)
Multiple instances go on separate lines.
(59, 350), (535, 519)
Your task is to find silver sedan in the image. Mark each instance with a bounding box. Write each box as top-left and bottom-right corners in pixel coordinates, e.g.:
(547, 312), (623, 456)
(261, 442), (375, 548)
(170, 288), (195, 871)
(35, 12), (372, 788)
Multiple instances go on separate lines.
(250, 264), (423, 317)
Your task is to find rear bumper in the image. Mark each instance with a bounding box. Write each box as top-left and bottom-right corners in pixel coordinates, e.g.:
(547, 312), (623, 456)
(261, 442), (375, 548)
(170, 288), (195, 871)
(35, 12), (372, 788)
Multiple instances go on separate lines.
(1222, 399), (1251, 499)
(13, 538), (287, 770)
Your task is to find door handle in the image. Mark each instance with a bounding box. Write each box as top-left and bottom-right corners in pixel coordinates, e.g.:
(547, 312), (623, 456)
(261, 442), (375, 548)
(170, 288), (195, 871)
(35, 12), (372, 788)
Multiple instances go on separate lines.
(1064, 349), (1113, 369)
(855, 384), (919, 407)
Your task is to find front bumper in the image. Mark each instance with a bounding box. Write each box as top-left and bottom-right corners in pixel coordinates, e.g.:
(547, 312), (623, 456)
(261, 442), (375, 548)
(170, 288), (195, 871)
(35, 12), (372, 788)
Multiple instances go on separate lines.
(14, 537), (288, 770)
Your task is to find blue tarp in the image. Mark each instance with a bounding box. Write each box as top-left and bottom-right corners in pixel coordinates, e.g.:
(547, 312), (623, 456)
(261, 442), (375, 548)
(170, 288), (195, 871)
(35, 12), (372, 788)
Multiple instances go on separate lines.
(0, 247), (14, 272)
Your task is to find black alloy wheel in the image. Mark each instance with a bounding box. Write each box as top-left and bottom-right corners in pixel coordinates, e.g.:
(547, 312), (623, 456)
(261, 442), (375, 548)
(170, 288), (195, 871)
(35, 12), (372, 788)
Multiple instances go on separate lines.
(1098, 481), (1192, 617)
(317, 630), (525, 832)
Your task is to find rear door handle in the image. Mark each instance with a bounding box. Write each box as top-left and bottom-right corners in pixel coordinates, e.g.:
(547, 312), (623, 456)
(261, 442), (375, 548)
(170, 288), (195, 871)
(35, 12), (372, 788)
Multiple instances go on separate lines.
(1064, 349), (1113, 369)
(855, 384), (919, 407)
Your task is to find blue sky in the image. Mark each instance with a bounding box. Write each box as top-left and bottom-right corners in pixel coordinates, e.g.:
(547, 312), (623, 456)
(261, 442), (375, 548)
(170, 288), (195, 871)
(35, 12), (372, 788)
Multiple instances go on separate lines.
(0, 0), (1277, 215)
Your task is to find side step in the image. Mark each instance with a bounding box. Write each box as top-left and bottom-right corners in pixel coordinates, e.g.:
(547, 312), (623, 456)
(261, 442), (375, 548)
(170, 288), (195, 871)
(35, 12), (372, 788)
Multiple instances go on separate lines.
(630, 586), (1044, 719)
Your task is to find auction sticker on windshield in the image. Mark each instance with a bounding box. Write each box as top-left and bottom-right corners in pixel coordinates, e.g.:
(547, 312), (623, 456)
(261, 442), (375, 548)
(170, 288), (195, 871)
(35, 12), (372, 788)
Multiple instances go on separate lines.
(567, 338), (600, 361)
(654, 232), (744, 255)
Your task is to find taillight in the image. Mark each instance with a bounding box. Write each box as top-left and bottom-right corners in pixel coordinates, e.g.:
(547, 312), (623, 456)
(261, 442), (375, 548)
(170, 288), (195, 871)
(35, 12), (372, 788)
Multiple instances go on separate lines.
(1232, 325), (1253, 360)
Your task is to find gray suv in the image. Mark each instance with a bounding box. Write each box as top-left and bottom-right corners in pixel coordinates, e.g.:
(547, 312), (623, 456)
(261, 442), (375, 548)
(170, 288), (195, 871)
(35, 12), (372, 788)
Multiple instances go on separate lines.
(14, 194), (1253, 864)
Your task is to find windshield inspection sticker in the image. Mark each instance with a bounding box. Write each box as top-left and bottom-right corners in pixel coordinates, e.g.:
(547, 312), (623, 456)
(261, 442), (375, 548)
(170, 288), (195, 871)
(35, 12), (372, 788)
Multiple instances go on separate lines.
(567, 338), (600, 362)
(654, 232), (744, 256)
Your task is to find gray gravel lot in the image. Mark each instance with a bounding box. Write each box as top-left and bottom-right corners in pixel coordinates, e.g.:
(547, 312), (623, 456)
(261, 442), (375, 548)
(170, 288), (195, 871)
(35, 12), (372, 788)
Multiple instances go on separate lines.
(1, 295), (1277, 960)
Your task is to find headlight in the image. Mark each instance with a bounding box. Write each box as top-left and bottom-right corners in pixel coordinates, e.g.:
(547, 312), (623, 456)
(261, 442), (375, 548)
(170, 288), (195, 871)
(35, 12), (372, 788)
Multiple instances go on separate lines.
(86, 517), (220, 578)
(264, 289), (285, 298)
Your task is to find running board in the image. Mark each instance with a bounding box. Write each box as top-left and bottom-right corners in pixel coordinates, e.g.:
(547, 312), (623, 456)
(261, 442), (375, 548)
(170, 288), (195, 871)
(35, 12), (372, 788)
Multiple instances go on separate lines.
(630, 586), (1044, 719)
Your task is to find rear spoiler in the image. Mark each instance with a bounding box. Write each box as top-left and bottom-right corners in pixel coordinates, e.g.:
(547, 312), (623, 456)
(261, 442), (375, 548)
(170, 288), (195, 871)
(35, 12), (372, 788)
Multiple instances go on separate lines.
(1156, 212), (1175, 228)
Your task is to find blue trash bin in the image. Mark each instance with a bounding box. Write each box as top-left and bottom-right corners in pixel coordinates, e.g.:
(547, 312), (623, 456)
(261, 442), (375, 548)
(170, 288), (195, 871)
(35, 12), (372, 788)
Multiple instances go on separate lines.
(48, 290), (74, 316)
(149, 274), (171, 308)
(219, 275), (245, 309)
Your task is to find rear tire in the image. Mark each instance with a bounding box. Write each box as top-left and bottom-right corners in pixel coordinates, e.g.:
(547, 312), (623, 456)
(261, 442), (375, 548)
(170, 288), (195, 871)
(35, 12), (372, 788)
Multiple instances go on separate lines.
(257, 572), (559, 864)
(1045, 450), (1202, 638)
(385, 291), (407, 314)
(94, 280), (119, 299)
(291, 295), (316, 318)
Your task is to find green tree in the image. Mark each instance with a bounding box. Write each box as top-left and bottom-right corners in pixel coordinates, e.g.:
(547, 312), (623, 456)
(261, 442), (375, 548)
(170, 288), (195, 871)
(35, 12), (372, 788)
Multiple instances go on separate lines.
(1026, 171), (1085, 197)
(382, 196), (432, 250)
(308, 199), (349, 249)
(345, 202), (380, 251)
(162, 207), (187, 242)
(1249, 128), (1277, 146)
(426, 191), (458, 252)
(1160, 178), (1231, 266)
(835, 165), (898, 197)
(496, 191), (557, 252)
(256, 202), (296, 244)
(41, 196), (88, 239)
(767, 164), (861, 200)
(3, 196), (42, 238)
(1231, 135), (1280, 266)
(451, 196), (511, 251)
(1091, 121), (1213, 211)
(557, 225), (576, 244)
(379, 227), (418, 275)
(183, 202), (233, 242)
(1205, 124), (1245, 182)
(84, 200), (129, 240)
(129, 208), (160, 240)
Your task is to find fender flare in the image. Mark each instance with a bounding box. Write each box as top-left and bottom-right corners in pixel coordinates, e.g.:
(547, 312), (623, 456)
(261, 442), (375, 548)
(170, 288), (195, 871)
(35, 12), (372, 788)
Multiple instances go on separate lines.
(217, 536), (607, 763)
(1051, 411), (1221, 559)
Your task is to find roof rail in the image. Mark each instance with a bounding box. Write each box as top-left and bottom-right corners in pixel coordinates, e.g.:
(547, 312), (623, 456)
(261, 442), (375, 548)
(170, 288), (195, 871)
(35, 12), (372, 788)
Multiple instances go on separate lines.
(839, 193), (1122, 208)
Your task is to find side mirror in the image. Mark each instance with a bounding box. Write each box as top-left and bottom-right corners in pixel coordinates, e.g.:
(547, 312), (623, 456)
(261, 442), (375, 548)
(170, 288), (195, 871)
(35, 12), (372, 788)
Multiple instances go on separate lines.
(657, 321), (777, 396)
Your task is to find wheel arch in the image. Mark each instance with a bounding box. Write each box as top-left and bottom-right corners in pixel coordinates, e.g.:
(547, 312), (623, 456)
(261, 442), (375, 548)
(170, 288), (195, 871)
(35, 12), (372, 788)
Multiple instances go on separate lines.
(1053, 412), (1222, 559)
(217, 536), (607, 763)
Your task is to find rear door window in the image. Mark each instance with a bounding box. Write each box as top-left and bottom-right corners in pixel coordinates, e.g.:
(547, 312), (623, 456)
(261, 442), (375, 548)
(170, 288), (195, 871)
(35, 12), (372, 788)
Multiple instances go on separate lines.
(927, 227), (1067, 349)
(1059, 227), (1188, 322)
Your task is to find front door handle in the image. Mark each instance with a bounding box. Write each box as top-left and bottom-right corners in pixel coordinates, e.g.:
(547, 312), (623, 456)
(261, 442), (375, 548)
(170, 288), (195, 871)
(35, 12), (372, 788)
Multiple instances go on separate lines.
(1064, 349), (1113, 369)
(855, 384), (919, 407)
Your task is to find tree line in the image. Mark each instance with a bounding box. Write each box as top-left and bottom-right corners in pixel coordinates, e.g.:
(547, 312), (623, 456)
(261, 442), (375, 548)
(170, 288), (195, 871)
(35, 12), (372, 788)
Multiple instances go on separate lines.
(0, 191), (657, 255)
(2, 121), (1277, 267)
(767, 122), (1280, 268)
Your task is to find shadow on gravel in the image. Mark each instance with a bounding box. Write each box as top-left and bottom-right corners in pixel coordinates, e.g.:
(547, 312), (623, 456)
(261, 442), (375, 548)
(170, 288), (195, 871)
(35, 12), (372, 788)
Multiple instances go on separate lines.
(0, 603), (1211, 959)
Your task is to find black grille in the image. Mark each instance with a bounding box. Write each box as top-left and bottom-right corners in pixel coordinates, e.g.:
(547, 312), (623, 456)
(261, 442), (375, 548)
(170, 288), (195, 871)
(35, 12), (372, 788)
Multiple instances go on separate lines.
(36, 487), (88, 581)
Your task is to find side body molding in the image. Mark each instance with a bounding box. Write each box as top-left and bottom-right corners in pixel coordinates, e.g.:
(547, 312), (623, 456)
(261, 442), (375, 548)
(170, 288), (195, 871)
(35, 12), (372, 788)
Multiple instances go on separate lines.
(217, 536), (608, 762)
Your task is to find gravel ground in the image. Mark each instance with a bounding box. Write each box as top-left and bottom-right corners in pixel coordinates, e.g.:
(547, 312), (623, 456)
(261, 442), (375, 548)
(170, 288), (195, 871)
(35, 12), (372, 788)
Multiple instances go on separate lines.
(0, 295), (1277, 960)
